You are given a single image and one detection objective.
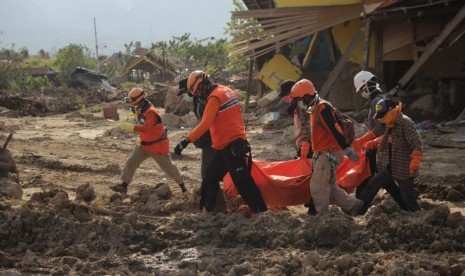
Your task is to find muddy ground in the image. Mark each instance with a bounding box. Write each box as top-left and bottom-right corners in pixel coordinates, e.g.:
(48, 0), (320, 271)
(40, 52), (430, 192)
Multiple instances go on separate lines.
(1, 87), (465, 275)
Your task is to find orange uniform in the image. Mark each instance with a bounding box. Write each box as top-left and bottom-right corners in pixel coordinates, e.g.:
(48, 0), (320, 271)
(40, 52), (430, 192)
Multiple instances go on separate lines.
(310, 100), (346, 153)
(187, 85), (246, 150)
(134, 106), (169, 154)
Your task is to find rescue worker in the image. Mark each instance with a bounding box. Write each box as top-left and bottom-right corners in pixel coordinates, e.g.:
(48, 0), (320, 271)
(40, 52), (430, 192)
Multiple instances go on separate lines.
(278, 79), (316, 215)
(278, 80), (312, 159)
(175, 78), (227, 212)
(357, 99), (422, 214)
(110, 87), (187, 194)
(353, 71), (385, 145)
(290, 79), (363, 216)
(352, 71), (407, 210)
(174, 70), (267, 213)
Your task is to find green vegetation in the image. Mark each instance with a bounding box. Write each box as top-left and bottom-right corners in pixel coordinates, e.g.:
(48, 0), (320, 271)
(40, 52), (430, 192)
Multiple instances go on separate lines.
(0, 0), (250, 91)
(54, 44), (96, 83)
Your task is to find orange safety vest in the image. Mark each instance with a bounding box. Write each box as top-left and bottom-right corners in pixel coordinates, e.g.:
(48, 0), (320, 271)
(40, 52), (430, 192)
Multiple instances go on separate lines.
(208, 85), (246, 150)
(138, 106), (169, 154)
(310, 100), (343, 153)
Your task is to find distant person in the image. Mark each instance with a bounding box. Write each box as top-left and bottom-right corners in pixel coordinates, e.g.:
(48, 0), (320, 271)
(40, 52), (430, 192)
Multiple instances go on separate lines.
(290, 79), (363, 216)
(175, 78), (227, 213)
(357, 99), (422, 214)
(174, 70), (267, 213)
(352, 71), (406, 210)
(110, 87), (187, 194)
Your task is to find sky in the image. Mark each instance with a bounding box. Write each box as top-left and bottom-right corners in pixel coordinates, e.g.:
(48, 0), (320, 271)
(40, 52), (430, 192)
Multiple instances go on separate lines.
(0, 0), (237, 56)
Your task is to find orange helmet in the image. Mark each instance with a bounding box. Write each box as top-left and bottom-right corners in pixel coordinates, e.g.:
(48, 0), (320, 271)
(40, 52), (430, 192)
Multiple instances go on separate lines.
(125, 87), (147, 105)
(290, 79), (316, 98)
(187, 70), (209, 96)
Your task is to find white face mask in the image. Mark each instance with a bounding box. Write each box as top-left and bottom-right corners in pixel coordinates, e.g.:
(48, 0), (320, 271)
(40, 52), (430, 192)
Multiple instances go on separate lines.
(183, 93), (193, 102)
(297, 100), (306, 110)
(360, 90), (370, 99)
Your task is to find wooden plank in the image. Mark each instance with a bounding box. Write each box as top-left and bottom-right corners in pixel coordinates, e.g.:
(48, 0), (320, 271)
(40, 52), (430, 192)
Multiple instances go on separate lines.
(319, 30), (363, 98)
(388, 4), (465, 96)
(232, 17), (313, 44)
(232, 13), (308, 30)
(302, 32), (320, 68)
(245, 59), (254, 113)
(362, 17), (372, 70)
(229, 4), (364, 57)
(232, 6), (340, 19)
(374, 24), (382, 77)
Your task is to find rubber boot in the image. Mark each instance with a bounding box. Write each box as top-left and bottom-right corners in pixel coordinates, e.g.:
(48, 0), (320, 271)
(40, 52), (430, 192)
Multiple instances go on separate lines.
(178, 182), (187, 193)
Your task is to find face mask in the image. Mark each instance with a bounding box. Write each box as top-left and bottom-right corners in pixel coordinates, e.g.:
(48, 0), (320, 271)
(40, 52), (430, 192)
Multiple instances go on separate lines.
(183, 93), (193, 102)
(130, 105), (139, 116)
(297, 100), (307, 110)
(359, 85), (370, 99)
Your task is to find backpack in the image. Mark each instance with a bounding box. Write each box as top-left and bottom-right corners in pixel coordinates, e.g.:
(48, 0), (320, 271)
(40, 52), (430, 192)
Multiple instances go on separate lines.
(315, 99), (355, 145)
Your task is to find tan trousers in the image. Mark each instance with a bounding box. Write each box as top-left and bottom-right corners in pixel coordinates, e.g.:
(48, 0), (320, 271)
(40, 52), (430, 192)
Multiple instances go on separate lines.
(121, 146), (183, 185)
(310, 150), (359, 215)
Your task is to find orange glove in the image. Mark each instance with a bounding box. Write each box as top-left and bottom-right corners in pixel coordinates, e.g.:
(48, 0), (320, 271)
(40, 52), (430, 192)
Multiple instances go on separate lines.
(300, 141), (311, 159)
(409, 150), (422, 176)
(363, 136), (383, 150)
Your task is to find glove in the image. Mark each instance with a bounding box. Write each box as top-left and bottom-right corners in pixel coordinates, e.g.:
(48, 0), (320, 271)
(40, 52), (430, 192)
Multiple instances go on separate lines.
(409, 150), (422, 176)
(300, 141), (311, 159)
(174, 138), (191, 155)
(344, 146), (360, 162)
(353, 131), (376, 151)
(119, 122), (135, 132)
(363, 136), (383, 151)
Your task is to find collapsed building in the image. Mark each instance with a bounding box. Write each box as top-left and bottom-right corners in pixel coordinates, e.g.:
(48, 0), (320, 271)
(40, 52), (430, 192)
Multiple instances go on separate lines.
(231, 0), (465, 121)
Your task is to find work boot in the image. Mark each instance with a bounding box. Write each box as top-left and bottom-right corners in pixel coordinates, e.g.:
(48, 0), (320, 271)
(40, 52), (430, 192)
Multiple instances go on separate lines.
(178, 182), (187, 193)
(349, 199), (364, 216)
(110, 182), (128, 194)
(305, 201), (317, 216)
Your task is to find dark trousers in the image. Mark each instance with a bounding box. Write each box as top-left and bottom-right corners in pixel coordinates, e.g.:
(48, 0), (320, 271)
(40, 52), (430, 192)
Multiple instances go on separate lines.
(356, 149), (378, 198)
(358, 168), (417, 214)
(201, 145), (227, 212)
(200, 139), (267, 213)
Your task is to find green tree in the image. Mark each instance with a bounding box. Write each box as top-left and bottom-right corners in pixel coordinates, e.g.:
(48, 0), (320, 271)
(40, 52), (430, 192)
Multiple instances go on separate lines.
(0, 46), (25, 89)
(151, 34), (229, 79)
(54, 44), (96, 82)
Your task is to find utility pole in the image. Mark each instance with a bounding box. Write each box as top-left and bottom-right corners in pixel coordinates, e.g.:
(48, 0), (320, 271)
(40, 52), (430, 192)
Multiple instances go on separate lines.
(94, 17), (99, 73)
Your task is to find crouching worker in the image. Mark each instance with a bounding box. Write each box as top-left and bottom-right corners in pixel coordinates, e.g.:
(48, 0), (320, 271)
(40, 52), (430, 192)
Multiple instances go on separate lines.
(357, 99), (422, 214)
(291, 79), (364, 216)
(174, 70), (267, 214)
(110, 87), (187, 194)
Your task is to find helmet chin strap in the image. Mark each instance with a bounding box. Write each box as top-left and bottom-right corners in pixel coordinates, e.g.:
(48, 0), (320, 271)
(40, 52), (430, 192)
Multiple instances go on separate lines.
(308, 94), (319, 108)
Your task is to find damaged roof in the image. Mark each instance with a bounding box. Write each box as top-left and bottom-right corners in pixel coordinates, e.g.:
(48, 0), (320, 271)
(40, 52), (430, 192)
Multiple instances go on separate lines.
(233, 0), (465, 60)
(120, 51), (178, 78)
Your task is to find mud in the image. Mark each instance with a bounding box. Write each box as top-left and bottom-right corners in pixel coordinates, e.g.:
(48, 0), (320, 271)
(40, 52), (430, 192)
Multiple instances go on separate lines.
(1, 88), (465, 275)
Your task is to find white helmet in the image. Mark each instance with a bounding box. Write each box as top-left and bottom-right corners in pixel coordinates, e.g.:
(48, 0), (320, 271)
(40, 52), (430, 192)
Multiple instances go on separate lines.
(354, 71), (375, 99)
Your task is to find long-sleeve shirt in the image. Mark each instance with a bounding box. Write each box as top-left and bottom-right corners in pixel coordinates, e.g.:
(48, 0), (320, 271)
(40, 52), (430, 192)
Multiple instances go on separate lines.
(376, 113), (422, 180)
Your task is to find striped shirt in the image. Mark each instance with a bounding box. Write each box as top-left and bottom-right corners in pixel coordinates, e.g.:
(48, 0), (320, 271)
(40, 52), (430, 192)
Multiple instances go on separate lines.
(376, 113), (422, 180)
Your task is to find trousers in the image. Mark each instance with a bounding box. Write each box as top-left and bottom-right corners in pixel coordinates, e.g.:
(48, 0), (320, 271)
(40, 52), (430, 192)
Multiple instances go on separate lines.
(310, 150), (361, 216)
(357, 167), (419, 214)
(200, 139), (267, 213)
(121, 145), (183, 185)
